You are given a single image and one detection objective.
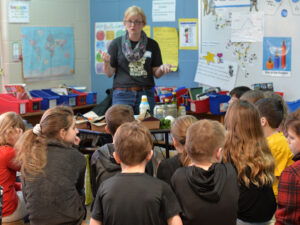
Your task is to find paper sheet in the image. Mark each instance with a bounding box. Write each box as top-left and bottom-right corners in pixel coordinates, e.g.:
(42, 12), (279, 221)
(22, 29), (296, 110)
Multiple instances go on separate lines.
(153, 27), (178, 71)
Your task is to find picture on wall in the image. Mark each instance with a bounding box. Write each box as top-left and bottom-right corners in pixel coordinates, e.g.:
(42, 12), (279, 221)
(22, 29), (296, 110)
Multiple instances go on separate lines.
(21, 27), (75, 78)
(262, 37), (292, 77)
(95, 22), (125, 74)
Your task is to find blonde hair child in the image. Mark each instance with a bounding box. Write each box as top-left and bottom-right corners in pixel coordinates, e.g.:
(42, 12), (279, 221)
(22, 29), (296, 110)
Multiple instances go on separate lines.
(15, 106), (86, 225)
(156, 115), (197, 185)
(0, 112), (27, 223)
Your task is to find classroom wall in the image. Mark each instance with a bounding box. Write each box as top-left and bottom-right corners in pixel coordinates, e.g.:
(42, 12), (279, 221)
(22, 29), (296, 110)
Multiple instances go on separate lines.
(90, 0), (199, 102)
(0, 0), (91, 92)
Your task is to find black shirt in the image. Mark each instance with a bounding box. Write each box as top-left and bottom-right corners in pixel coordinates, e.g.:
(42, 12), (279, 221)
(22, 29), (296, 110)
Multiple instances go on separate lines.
(157, 154), (182, 186)
(92, 173), (181, 225)
(108, 36), (163, 88)
(171, 164), (239, 225)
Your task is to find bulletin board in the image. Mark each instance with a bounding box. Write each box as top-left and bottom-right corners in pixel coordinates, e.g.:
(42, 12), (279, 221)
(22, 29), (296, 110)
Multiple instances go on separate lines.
(196, 0), (300, 101)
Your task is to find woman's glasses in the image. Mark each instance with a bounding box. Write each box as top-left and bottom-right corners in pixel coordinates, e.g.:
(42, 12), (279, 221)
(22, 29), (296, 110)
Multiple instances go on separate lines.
(125, 20), (143, 26)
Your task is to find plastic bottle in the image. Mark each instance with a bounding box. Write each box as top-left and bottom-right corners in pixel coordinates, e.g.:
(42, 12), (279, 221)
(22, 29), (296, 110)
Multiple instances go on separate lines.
(171, 91), (177, 106)
(178, 104), (186, 116)
(139, 95), (150, 115)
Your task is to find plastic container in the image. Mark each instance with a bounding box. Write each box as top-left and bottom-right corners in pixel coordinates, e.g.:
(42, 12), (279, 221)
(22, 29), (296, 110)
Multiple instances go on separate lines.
(0, 94), (28, 114)
(153, 103), (165, 120)
(69, 88), (88, 106)
(207, 93), (230, 115)
(42, 89), (77, 106)
(86, 92), (97, 104)
(30, 90), (59, 110)
(287, 100), (300, 112)
(26, 97), (43, 113)
(188, 96), (210, 113)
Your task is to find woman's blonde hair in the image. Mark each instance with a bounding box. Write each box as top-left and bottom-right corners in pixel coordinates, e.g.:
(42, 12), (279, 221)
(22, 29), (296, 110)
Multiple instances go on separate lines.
(223, 100), (275, 187)
(0, 112), (25, 145)
(15, 106), (74, 179)
(123, 5), (146, 25)
(171, 115), (198, 166)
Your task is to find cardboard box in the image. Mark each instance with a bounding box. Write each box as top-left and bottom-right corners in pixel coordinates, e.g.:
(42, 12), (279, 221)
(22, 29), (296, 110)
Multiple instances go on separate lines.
(90, 116), (106, 133)
(140, 116), (160, 130)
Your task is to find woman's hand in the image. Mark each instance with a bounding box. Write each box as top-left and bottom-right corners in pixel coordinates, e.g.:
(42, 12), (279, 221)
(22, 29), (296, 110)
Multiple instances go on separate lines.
(153, 64), (176, 78)
(160, 64), (176, 74)
(100, 50), (111, 64)
(99, 50), (116, 78)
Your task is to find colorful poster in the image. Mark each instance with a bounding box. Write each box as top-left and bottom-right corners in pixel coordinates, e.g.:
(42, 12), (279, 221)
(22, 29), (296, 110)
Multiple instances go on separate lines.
(8, 0), (30, 23)
(21, 27), (75, 78)
(179, 18), (198, 50)
(262, 37), (291, 77)
(95, 22), (125, 74)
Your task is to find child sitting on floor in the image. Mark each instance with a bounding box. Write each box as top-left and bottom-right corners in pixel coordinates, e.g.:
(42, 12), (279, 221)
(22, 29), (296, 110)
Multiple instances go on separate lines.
(15, 106), (86, 225)
(157, 115), (198, 185)
(171, 119), (239, 225)
(275, 108), (300, 224)
(255, 98), (294, 201)
(90, 122), (182, 225)
(0, 112), (27, 224)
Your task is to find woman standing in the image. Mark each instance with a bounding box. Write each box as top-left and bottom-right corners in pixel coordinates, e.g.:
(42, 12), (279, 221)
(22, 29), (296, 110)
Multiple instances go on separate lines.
(101, 5), (174, 114)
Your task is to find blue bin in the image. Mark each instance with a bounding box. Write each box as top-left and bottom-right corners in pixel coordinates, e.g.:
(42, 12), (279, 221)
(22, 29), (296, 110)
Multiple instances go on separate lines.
(30, 90), (59, 110)
(86, 92), (97, 104)
(207, 93), (230, 115)
(42, 89), (78, 106)
(287, 100), (300, 112)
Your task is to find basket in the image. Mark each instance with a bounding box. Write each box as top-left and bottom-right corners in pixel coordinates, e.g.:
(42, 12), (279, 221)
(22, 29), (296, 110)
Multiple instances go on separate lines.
(207, 93), (230, 115)
(30, 90), (59, 110)
(188, 97), (210, 113)
(42, 89), (77, 106)
(0, 94), (28, 114)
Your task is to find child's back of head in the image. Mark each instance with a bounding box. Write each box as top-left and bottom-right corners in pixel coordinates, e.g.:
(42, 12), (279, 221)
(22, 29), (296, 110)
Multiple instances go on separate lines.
(240, 90), (264, 104)
(114, 121), (152, 166)
(105, 104), (135, 135)
(186, 119), (225, 164)
(255, 98), (283, 129)
(230, 86), (251, 99)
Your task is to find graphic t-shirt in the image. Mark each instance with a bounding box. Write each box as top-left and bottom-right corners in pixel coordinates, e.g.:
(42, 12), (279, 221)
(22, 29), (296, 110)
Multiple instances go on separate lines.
(108, 36), (163, 88)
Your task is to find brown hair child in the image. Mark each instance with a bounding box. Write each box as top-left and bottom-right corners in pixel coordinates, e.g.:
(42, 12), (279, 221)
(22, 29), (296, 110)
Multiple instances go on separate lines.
(90, 122), (182, 225)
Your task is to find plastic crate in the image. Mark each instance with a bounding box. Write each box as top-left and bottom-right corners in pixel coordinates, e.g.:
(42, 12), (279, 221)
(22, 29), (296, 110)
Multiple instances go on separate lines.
(188, 97), (210, 113)
(42, 89), (77, 106)
(287, 100), (300, 112)
(26, 97), (43, 113)
(207, 93), (230, 115)
(0, 94), (28, 114)
(69, 88), (88, 106)
(30, 90), (59, 110)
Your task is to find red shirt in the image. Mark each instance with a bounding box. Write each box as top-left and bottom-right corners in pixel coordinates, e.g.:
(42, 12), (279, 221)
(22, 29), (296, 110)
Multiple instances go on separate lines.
(0, 145), (21, 217)
(275, 153), (300, 224)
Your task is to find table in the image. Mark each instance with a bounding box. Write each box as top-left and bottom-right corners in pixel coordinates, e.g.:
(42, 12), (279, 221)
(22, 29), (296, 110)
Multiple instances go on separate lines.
(187, 111), (225, 124)
(21, 104), (97, 126)
(150, 129), (174, 158)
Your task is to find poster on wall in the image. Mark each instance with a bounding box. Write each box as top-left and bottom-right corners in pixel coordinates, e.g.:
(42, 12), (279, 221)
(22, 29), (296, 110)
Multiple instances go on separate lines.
(262, 37), (291, 77)
(8, 0), (30, 23)
(95, 22), (125, 74)
(21, 27), (75, 78)
(179, 18), (198, 50)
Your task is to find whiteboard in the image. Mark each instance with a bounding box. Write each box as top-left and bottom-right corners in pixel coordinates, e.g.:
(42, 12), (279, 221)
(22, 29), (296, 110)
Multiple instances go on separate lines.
(196, 0), (300, 101)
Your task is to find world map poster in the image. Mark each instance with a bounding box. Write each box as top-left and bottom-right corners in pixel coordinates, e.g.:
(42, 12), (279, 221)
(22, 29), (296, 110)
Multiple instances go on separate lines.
(21, 27), (75, 78)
